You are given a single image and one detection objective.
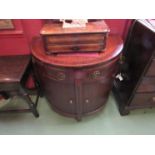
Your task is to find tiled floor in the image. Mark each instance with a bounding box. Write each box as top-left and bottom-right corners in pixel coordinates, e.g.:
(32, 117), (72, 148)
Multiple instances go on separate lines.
(0, 93), (155, 135)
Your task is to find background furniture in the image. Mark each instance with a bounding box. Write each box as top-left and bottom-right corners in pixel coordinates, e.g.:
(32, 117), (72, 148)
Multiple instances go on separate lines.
(31, 35), (123, 121)
(0, 55), (39, 117)
(113, 19), (155, 115)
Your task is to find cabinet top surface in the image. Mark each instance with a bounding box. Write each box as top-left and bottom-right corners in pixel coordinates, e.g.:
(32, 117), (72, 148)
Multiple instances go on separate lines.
(31, 35), (123, 67)
(40, 20), (110, 35)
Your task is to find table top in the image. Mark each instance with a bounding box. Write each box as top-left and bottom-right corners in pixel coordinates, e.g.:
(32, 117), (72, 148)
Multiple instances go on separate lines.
(31, 35), (123, 68)
(0, 55), (30, 83)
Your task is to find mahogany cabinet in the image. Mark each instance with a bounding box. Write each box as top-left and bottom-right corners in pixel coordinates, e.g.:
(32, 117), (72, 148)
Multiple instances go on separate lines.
(113, 19), (155, 115)
(31, 35), (123, 120)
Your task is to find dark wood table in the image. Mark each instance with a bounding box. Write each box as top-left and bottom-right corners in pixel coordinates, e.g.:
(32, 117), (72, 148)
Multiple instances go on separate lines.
(32, 35), (123, 121)
(0, 55), (39, 117)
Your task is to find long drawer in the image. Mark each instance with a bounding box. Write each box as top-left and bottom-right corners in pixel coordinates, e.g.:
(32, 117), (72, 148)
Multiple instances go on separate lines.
(46, 43), (104, 54)
(34, 58), (118, 82)
(45, 34), (105, 44)
(137, 77), (155, 93)
(130, 92), (155, 107)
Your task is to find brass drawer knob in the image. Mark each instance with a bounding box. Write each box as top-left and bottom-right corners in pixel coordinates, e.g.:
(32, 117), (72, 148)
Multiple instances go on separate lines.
(71, 46), (80, 51)
(92, 70), (101, 79)
(85, 99), (89, 103)
(69, 100), (73, 104)
(57, 72), (66, 81)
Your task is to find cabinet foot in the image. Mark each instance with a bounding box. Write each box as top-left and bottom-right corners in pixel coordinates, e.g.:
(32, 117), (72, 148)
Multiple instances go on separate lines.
(119, 107), (130, 116)
(75, 116), (82, 122)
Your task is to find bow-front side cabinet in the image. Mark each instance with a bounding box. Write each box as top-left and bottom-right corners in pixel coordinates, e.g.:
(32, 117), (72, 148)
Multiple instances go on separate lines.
(31, 35), (123, 121)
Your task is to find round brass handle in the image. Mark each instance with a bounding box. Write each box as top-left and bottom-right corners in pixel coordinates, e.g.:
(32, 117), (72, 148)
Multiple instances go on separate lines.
(92, 70), (101, 79)
(71, 46), (80, 51)
(57, 72), (66, 81)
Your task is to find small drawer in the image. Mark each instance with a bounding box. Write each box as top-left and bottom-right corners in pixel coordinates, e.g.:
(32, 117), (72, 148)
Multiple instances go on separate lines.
(45, 33), (105, 44)
(34, 61), (73, 82)
(46, 43), (104, 54)
(137, 77), (155, 93)
(130, 93), (155, 107)
(42, 66), (68, 82)
(87, 67), (116, 81)
(83, 58), (118, 81)
(145, 59), (155, 76)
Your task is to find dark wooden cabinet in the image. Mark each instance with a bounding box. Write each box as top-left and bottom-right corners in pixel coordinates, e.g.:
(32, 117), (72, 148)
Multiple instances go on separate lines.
(113, 19), (155, 115)
(31, 35), (123, 120)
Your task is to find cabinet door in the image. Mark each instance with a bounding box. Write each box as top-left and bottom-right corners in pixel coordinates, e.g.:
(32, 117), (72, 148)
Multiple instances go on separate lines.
(82, 77), (112, 114)
(41, 77), (76, 114)
(35, 62), (77, 115)
(81, 61), (117, 114)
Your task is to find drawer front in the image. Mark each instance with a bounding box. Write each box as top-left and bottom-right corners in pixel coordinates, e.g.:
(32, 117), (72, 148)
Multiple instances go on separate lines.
(137, 77), (155, 93)
(130, 93), (155, 107)
(84, 59), (118, 81)
(40, 77), (77, 114)
(34, 61), (74, 82)
(0, 83), (20, 91)
(46, 43), (104, 54)
(145, 59), (155, 76)
(34, 57), (118, 83)
(45, 33), (105, 44)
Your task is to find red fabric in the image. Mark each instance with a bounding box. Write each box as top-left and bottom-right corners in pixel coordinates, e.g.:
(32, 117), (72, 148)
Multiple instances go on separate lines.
(104, 19), (131, 40)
